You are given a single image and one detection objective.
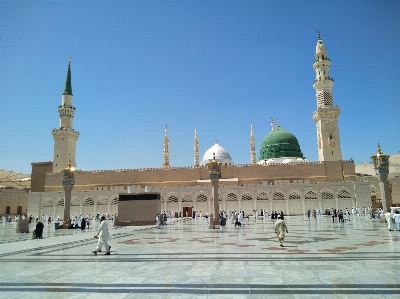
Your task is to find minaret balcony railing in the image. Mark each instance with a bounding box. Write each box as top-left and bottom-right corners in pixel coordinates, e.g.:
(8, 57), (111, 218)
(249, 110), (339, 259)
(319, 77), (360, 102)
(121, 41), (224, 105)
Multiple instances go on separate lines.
(314, 78), (334, 84)
(58, 105), (76, 110)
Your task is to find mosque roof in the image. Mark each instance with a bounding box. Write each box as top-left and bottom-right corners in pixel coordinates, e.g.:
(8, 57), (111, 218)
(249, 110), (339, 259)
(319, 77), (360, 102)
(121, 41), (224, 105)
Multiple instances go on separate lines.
(201, 142), (233, 164)
(259, 126), (304, 161)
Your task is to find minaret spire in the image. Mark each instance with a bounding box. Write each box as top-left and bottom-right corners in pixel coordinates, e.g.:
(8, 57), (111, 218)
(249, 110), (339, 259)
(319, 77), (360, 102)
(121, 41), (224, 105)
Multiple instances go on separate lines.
(63, 57), (73, 96)
(312, 33), (342, 162)
(250, 122), (256, 164)
(194, 128), (199, 167)
(162, 124), (170, 169)
(52, 58), (79, 172)
(271, 117), (274, 131)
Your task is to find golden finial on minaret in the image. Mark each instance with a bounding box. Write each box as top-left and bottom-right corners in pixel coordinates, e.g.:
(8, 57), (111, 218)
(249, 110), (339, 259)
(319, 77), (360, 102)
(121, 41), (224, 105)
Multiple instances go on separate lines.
(68, 57), (71, 66)
(212, 152), (217, 162)
(377, 143), (382, 155)
(317, 30), (321, 40)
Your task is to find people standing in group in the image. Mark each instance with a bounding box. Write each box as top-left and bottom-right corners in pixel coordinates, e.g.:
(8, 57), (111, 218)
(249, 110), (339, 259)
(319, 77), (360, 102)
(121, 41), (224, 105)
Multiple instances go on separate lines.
(274, 214), (288, 247)
(92, 216), (111, 255)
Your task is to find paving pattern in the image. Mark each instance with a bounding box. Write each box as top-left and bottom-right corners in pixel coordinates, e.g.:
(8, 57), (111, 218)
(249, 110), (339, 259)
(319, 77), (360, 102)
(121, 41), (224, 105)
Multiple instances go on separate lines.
(0, 215), (400, 298)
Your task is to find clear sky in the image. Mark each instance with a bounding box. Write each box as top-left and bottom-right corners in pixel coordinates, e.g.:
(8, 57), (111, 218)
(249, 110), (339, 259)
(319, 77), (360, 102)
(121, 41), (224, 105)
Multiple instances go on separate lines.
(1, 1), (399, 174)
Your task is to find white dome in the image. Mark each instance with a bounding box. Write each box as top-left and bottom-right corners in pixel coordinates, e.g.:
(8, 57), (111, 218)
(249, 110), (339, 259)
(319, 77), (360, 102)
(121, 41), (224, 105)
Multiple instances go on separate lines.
(201, 143), (234, 166)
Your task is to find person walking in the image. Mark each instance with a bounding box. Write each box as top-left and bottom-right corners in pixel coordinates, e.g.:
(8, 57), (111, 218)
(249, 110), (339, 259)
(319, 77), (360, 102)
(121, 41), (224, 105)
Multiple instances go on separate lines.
(274, 214), (288, 247)
(92, 216), (111, 255)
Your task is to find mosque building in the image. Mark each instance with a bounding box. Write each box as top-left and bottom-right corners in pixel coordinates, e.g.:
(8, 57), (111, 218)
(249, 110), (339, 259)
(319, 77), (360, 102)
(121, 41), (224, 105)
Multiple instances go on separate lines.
(25, 34), (377, 218)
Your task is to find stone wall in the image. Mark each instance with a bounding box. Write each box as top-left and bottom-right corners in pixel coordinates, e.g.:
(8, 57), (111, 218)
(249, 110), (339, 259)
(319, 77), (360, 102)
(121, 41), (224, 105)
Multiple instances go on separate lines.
(31, 162), (53, 192)
(42, 161), (355, 192)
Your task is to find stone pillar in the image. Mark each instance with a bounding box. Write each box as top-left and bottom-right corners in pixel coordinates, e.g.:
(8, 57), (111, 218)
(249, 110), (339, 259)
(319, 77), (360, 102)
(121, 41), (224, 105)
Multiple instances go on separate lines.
(63, 185), (73, 222)
(107, 203), (111, 216)
(378, 173), (390, 212)
(177, 199), (181, 215)
(285, 200), (290, 216)
(93, 202), (97, 218)
(211, 179), (220, 228)
(80, 204), (83, 216)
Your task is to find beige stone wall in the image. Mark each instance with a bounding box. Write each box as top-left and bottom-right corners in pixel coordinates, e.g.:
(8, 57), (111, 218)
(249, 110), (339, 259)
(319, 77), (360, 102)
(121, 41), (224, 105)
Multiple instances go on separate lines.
(31, 162), (53, 192)
(42, 161), (355, 192)
(0, 190), (29, 216)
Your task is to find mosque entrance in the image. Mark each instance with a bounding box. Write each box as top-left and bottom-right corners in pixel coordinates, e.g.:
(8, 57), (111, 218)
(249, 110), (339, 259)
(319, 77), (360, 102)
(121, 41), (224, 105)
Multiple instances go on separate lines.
(182, 206), (193, 218)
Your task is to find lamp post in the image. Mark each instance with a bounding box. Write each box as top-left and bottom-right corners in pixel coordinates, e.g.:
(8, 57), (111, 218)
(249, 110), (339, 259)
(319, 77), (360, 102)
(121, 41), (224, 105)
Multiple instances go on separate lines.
(59, 160), (76, 229)
(371, 143), (390, 212)
(206, 152), (222, 229)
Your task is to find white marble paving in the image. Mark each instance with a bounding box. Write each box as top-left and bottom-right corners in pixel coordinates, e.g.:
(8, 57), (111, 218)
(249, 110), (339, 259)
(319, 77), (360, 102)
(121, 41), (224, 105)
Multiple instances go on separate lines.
(0, 215), (399, 298)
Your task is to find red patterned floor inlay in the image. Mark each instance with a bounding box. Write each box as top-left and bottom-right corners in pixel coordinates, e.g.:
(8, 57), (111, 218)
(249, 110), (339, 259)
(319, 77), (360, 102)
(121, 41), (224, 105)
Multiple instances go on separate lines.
(353, 241), (386, 246)
(189, 237), (215, 243)
(220, 242), (255, 248)
(318, 246), (357, 253)
(118, 239), (141, 245)
(263, 247), (287, 250)
(286, 249), (310, 253)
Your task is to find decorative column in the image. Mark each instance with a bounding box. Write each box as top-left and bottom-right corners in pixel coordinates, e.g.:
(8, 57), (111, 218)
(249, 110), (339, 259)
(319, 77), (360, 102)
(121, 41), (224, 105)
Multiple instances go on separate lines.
(59, 160), (76, 229)
(371, 144), (391, 212)
(162, 124), (171, 169)
(206, 152), (222, 229)
(250, 122), (256, 164)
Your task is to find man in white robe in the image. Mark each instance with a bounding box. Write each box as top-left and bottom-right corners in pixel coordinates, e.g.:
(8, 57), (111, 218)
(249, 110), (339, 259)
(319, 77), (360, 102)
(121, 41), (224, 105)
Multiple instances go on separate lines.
(394, 213), (400, 230)
(92, 216), (111, 255)
(274, 214), (288, 247)
(385, 212), (395, 231)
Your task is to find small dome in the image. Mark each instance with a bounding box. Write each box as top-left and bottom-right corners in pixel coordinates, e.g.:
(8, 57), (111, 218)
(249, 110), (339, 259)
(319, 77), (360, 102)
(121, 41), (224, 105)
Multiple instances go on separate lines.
(258, 126), (304, 161)
(201, 143), (234, 166)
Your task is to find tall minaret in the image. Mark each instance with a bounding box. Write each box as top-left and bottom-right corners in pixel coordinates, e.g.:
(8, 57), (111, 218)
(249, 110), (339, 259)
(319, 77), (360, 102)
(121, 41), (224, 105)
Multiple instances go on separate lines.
(312, 32), (342, 161)
(52, 58), (80, 173)
(162, 124), (171, 169)
(194, 128), (199, 167)
(250, 122), (256, 164)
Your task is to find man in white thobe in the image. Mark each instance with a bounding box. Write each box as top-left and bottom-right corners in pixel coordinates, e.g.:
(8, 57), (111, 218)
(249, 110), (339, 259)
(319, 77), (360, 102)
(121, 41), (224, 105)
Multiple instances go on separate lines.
(274, 214), (288, 247)
(385, 212), (395, 231)
(92, 216), (111, 255)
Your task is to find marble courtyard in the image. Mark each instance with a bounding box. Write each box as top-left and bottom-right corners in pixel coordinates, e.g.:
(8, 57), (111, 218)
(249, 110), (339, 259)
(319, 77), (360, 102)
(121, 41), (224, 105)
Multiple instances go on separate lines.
(1, 215), (400, 298)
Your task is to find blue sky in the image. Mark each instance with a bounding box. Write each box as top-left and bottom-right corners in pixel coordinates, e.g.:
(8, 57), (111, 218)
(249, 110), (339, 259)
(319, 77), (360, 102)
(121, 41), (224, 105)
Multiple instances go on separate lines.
(1, 1), (399, 174)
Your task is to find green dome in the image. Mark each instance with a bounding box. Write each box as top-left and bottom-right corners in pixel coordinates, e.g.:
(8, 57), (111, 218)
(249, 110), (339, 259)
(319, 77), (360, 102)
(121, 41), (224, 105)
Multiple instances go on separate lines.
(259, 126), (304, 161)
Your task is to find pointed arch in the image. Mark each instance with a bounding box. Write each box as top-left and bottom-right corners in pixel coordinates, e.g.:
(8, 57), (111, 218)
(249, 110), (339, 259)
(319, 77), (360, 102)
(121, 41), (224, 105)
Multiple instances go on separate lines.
(288, 189), (301, 200)
(181, 192), (193, 203)
(272, 189), (285, 200)
(337, 188), (351, 199)
(224, 190), (239, 201)
(320, 188), (334, 200)
(165, 192), (179, 203)
(305, 189), (318, 200)
(195, 191), (209, 202)
(256, 190), (269, 201)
